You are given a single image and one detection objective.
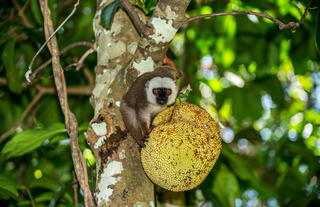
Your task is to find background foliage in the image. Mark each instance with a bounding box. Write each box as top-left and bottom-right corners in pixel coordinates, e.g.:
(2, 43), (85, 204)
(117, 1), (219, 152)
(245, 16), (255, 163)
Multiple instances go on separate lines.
(0, 0), (319, 206)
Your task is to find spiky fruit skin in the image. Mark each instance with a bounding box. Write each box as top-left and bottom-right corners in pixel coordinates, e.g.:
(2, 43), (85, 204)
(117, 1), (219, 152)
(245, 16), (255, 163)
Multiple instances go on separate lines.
(141, 102), (221, 192)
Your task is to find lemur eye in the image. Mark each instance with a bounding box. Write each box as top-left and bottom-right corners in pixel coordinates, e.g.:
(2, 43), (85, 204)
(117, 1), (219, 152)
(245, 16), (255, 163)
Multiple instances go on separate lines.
(166, 89), (172, 95)
(152, 88), (158, 94)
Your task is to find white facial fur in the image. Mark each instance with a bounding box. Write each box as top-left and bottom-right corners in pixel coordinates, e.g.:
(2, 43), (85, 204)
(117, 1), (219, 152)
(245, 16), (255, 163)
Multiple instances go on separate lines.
(145, 77), (178, 107)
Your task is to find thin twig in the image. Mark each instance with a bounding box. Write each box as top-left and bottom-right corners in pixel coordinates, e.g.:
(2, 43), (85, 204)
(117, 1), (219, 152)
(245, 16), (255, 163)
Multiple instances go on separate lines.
(0, 91), (44, 143)
(296, 0), (313, 26)
(186, 1), (312, 32)
(26, 0), (80, 84)
(120, 0), (150, 36)
(72, 171), (79, 206)
(30, 41), (94, 81)
(20, 0), (31, 14)
(82, 67), (94, 86)
(186, 11), (288, 28)
(12, 0), (32, 28)
(25, 187), (36, 207)
(35, 84), (93, 96)
(75, 48), (95, 71)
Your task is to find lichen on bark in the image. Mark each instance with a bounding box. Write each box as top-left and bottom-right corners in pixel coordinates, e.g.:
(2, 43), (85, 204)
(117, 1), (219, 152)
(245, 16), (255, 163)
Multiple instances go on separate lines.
(87, 0), (191, 206)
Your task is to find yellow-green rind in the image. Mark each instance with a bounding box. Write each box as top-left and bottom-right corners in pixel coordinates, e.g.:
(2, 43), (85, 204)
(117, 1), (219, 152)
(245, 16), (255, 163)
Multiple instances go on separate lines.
(141, 102), (221, 191)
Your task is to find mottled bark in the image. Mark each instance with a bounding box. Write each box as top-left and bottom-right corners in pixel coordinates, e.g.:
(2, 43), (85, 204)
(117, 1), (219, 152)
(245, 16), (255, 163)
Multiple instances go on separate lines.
(86, 0), (190, 206)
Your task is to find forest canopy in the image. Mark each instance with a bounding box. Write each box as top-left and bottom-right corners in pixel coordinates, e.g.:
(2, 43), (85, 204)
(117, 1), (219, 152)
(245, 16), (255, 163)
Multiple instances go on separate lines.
(0, 0), (320, 206)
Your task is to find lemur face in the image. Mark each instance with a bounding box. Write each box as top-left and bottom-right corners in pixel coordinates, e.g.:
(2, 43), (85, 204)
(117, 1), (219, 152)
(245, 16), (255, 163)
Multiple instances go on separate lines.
(146, 77), (178, 106)
(152, 87), (172, 105)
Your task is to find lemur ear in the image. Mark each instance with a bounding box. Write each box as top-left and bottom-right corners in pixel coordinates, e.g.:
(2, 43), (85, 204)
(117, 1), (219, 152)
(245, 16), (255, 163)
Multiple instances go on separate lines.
(174, 69), (182, 79)
(167, 67), (182, 80)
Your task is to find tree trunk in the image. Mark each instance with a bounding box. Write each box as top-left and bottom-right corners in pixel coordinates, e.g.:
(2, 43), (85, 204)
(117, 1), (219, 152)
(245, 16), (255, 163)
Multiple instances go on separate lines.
(86, 0), (190, 206)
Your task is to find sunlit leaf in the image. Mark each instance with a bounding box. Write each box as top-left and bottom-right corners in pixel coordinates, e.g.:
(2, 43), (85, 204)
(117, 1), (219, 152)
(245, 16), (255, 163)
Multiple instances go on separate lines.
(83, 148), (96, 166)
(298, 75), (313, 92)
(0, 175), (18, 200)
(34, 169), (43, 179)
(2, 123), (66, 158)
(219, 98), (232, 121)
(101, 0), (120, 28)
(200, 6), (212, 20)
(186, 28), (196, 41)
(305, 109), (320, 124)
(248, 61), (257, 73)
(221, 48), (235, 67)
(223, 15), (236, 37)
(208, 78), (223, 93)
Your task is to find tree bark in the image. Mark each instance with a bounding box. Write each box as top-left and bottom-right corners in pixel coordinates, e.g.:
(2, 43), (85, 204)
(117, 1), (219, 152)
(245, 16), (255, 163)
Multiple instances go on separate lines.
(86, 0), (190, 206)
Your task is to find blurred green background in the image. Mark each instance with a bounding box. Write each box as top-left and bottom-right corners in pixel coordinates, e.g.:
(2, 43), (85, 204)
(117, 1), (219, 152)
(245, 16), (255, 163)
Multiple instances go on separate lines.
(0, 0), (320, 206)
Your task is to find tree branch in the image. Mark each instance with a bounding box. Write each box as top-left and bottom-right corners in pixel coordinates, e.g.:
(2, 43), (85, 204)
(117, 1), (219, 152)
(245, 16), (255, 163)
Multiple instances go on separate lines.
(0, 72), (94, 143)
(76, 48), (95, 71)
(26, 0), (80, 84)
(186, 1), (313, 32)
(30, 41), (94, 81)
(39, 0), (96, 206)
(120, 0), (150, 36)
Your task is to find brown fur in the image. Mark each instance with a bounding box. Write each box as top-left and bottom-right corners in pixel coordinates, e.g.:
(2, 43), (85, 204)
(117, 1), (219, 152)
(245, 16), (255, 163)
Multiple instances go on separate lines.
(120, 66), (181, 146)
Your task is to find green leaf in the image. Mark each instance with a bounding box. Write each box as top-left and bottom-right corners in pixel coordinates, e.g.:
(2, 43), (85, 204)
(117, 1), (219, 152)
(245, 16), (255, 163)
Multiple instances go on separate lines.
(0, 99), (23, 135)
(1, 39), (22, 94)
(213, 164), (240, 206)
(30, 0), (43, 25)
(2, 123), (66, 158)
(223, 146), (255, 181)
(29, 176), (60, 191)
(0, 175), (18, 200)
(216, 85), (263, 123)
(223, 146), (276, 198)
(37, 97), (62, 126)
(78, 122), (89, 131)
(145, 0), (157, 13)
(35, 192), (54, 203)
(101, 0), (120, 28)
(0, 34), (10, 48)
(315, 2), (320, 55)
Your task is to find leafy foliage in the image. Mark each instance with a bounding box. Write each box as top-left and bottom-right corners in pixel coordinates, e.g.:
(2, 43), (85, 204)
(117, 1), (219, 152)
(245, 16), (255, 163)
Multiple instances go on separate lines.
(0, 175), (18, 200)
(101, 0), (121, 28)
(2, 123), (65, 158)
(0, 0), (319, 206)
